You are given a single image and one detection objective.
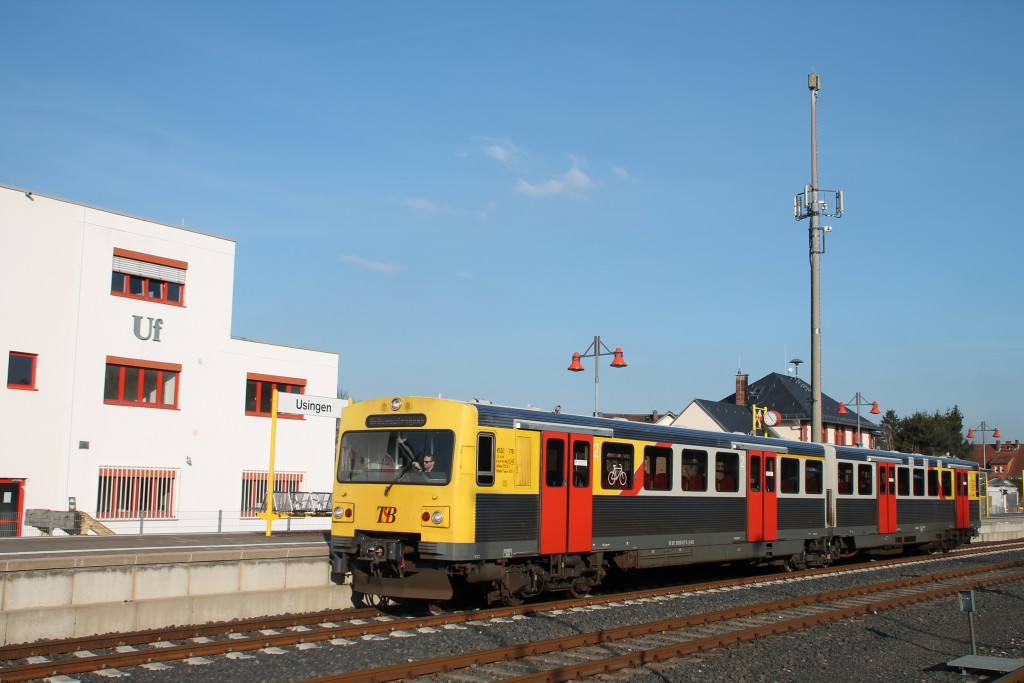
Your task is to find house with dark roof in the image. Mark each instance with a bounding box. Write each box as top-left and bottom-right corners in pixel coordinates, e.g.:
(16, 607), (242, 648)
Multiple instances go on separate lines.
(671, 371), (881, 448)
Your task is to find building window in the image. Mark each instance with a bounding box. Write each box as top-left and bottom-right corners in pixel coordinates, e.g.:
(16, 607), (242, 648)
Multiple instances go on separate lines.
(104, 356), (181, 409)
(7, 352), (37, 390)
(111, 248), (187, 306)
(245, 372), (306, 417)
(96, 466), (177, 519)
(241, 470), (303, 517)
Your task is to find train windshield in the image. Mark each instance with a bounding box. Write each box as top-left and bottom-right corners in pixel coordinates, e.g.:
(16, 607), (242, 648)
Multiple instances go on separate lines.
(338, 430), (454, 485)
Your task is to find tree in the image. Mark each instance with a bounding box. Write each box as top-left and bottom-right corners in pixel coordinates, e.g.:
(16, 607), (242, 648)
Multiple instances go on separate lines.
(878, 409), (900, 451)
(889, 405), (970, 459)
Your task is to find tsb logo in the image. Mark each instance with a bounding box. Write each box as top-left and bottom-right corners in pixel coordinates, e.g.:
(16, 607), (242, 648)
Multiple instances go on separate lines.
(377, 506), (398, 524)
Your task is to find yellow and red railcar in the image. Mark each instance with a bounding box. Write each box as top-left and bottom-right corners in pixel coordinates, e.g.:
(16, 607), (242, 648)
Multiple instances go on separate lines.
(330, 396), (981, 605)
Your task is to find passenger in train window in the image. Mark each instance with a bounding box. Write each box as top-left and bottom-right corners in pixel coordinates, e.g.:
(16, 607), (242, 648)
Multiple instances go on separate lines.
(715, 461), (736, 492)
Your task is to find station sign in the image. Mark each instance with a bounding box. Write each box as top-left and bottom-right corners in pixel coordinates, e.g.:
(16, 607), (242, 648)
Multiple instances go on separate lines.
(277, 392), (348, 418)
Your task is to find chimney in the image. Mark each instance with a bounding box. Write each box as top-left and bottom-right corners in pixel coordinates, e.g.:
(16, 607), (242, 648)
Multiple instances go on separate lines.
(736, 372), (749, 407)
(652, 410), (660, 422)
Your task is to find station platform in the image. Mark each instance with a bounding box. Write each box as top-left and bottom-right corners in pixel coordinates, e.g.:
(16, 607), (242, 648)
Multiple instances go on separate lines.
(1, 517), (1021, 647)
(0, 531), (351, 646)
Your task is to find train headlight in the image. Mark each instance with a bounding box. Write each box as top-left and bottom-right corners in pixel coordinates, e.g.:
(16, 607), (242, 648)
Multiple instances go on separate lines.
(332, 504), (354, 522)
(390, 397), (403, 411)
(420, 506), (449, 528)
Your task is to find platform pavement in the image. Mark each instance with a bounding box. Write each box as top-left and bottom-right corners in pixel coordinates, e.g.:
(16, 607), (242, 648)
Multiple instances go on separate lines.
(0, 518), (1021, 647)
(0, 531), (352, 646)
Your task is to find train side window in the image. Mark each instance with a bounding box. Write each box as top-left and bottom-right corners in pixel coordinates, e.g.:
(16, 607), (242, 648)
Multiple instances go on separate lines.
(601, 442), (634, 490)
(927, 469), (939, 497)
(912, 468), (925, 496)
(572, 440), (590, 488)
(780, 457), (800, 494)
(681, 449), (707, 492)
(857, 464), (873, 495)
(749, 455), (761, 492)
(897, 467), (910, 496)
(715, 452), (739, 492)
(940, 470), (953, 498)
(805, 459), (823, 494)
(643, 446), (672, 490)
(545, 438), (566, 487)
(837, 462), (853, 495)
(476, 432), (495, 487)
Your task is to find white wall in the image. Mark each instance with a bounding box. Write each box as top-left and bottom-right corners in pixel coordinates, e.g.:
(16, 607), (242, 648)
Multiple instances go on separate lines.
(0, 185), (338, 527)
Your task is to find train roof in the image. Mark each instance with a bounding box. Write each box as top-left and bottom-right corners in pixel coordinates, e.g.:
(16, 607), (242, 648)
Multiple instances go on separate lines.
(468, 401), (979, 468)
(470, 401), (826, 457)
(832, 444), (979, 469)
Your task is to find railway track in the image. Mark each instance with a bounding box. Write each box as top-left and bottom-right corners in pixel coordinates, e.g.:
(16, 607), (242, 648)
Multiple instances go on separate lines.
(3, 542), (1023, 682)
(305, 560), (1024, 683)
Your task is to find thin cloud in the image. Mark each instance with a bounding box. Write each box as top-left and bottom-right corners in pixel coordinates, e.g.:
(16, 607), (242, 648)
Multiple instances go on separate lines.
(455, 270), (474, 279)
(610, 165), (632, 182)
(339, 254), (404, 274)
(471, 137), (525, 169)
(402, 197), (454, 216)
(402, 197), (490, 221)
(515, 162), (594, 199)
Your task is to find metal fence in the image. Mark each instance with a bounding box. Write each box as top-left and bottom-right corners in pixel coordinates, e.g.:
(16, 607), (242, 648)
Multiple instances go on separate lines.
(13, 509), (331, 536)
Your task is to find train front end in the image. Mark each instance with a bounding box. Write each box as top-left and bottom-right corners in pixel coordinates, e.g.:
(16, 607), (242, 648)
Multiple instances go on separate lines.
(330, 396), (474, 603)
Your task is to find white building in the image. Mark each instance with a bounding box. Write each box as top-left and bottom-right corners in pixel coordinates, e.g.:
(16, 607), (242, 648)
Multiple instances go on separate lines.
(0, 184), (339, 535)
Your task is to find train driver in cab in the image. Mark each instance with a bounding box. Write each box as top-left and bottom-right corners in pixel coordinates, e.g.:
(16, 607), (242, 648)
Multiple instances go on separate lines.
(414, 453), (444, 480)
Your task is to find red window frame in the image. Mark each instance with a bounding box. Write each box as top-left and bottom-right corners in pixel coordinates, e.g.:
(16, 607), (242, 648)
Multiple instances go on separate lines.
(104, 356), (181, 409)
(241, 470), (304, 517)
(7, 352), (37, 390)
(245, 372), (306, 418)
(111, 248), (187, 306)
(96, 466), (177, 519)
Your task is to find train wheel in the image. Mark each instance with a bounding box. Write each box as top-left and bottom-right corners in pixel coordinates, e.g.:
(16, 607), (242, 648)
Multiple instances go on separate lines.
(353, 591), (393, 609)
(568, 580), (592, 598)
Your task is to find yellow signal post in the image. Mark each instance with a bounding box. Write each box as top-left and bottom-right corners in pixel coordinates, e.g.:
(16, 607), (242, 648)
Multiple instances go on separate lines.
(752, 405), (768, 437)
(259, 388), (282, 536)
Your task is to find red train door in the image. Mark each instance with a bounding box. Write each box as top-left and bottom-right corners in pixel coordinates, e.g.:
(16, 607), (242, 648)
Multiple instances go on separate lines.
(540, 432), (593, 554)
(955, 470), (971, 528)
(746, 451), (778, 542)
(877, 463), (897, 534)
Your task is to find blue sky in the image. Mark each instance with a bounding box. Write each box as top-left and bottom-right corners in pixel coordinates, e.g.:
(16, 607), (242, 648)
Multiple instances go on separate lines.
(3, 2), (1023, 443)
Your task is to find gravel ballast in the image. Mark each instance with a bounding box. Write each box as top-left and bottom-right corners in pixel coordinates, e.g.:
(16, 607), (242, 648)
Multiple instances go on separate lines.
(66, 548), (1024, 683)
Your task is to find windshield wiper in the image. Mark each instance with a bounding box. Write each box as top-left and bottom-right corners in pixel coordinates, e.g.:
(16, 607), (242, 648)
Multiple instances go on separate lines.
(383, 460), (416, 497)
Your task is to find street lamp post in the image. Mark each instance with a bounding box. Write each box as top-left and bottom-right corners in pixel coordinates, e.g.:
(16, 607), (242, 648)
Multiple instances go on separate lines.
(967, 422), (1001, 469)
(837, 393), (880, 447)
(567, 335), (627, 417)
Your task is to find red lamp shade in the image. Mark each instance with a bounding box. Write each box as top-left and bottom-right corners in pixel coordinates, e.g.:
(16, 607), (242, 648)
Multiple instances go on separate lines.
(967, 429), (975, 438)
(567, 352), (584, 372)
(870, 401), (881, 415)
(837, 402), (848, 414)
(994, 428), (1002, 438)
(610, 348), (627, 368)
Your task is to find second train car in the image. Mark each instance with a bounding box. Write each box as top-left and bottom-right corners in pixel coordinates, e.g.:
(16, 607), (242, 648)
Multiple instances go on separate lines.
(329, 396), (981, 605)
